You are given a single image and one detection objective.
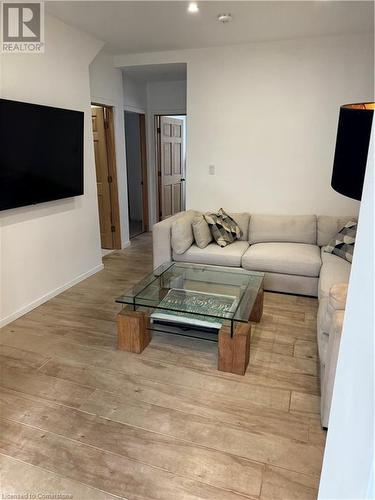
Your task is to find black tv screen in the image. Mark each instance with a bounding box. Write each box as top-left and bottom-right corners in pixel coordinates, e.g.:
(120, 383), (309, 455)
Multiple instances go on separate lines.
(0, 99), (84, 211)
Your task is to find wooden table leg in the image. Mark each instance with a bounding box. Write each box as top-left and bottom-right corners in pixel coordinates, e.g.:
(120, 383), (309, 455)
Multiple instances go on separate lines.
(249, 288), (264, 323)
(218, 323), (251, 376)
(117, 306), (151, 353)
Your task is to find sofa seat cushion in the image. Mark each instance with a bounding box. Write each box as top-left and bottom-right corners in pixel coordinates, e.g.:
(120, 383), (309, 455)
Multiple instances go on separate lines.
(242, 243), (321, 277)
(173, 241), (249, 267)
(319, 247), (351, 299)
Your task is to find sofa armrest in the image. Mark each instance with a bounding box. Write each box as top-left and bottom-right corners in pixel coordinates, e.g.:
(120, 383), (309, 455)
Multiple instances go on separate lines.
(152, 212), (184, 269)
(329, 283), (348, 310)
(152, 210), (198, 269)
(321, 309), (345, 428)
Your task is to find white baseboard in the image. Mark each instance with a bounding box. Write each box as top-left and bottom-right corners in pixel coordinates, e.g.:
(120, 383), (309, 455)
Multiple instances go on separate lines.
(0, 263), (104, 328)
(122, 240), (131, 249)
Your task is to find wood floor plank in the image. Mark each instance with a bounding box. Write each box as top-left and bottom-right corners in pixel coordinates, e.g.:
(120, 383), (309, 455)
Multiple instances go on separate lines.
(0, 454), (123, 500)
(294, 340), (318, 360)
(290, 392), (321, 415)
(0, 387), (264, 497)
(273, 322), (316, 340)
(0, 344), (50, 370)
(3, 318), (117, 350)
(0, 418), (253, 500)
(263, 305), (306, 322)
(1, 332), (291, 411)
(38, 357), (309, 441)
(13, 310), (118, 335)
(246, 365), (320, 395)
(77, 390), (323, 477)
(251, 324), (312, 346)
(260, 465), (319, 500)
(250, 350), (319, 377)
(0, 356), (95, 408)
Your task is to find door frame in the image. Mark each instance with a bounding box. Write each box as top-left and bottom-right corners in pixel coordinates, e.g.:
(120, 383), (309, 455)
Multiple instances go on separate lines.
(92, 103), (122, 249)
(154, 114), (187, 222)
(124, 111), (149, 236)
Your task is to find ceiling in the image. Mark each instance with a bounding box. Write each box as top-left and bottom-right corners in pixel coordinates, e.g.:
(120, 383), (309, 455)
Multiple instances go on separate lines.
(122, 63), (187, 82)
(46, 1), (374, 55)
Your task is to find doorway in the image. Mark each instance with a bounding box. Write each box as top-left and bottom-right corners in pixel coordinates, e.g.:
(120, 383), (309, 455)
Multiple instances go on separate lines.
(155, 115), (186, 221)
(124, 111), (149, 238)
(91, 104), (122, 250)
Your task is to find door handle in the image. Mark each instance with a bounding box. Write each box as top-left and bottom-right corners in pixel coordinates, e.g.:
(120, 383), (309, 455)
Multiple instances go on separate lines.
(181, 178), (186, 182)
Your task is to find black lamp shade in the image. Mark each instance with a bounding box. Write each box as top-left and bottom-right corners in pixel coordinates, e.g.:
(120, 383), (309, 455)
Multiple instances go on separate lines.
(331, 103), (374, 201)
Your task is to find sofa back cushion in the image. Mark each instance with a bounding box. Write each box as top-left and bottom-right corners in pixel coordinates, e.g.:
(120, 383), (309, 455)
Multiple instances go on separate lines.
(227, 213), (250, 241)
(317, 215), (358, 247)
(192, 215), (213, 249)
(249, 214), (317, 244)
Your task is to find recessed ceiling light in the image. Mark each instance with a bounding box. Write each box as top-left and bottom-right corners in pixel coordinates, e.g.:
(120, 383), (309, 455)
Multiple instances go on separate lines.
(217, 13), (233, 23)
(188, 2), (199, 13)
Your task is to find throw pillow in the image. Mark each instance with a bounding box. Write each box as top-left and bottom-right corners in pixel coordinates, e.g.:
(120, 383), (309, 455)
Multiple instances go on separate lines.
(204, 208), (243, 247)
(324, 220), (357, 263)
(192, 215), (213, 249)
(171, 214), (194, 255)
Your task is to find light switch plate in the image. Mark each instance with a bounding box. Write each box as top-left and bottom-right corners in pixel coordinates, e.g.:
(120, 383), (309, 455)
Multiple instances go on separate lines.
(209, 164), (215, 175)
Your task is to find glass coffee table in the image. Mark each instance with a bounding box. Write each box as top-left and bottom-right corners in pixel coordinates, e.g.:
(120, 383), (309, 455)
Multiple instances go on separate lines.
(116, 262), (264, 375)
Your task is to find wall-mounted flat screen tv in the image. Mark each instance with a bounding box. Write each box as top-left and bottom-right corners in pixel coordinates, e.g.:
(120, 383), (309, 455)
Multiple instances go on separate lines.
(0, 98), (84, 211)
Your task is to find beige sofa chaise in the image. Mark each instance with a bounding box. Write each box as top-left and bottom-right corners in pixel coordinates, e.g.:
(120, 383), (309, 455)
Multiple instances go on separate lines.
(153, 211), (355, 427)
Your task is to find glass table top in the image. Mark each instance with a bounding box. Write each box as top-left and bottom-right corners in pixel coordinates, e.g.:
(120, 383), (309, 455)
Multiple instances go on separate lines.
(116, 262), (264, 325)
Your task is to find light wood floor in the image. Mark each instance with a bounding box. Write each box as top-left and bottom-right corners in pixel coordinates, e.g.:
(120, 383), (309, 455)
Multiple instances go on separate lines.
(0, 233), (326, 500)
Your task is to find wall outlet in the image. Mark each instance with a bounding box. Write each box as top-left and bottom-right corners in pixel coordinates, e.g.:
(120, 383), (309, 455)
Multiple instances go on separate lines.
(209, 164), (215, 175)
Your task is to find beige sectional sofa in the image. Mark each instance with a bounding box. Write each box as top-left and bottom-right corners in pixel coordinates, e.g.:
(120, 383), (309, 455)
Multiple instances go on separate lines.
(152, 211), (355, 427)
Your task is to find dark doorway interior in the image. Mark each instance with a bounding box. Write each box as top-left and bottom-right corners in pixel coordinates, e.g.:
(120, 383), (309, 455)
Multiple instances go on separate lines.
(124, 111), (148, 239)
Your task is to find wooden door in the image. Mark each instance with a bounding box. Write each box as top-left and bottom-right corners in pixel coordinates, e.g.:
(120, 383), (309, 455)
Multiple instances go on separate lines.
(92, 107), (114, 249)
(159, 116), (184, 219)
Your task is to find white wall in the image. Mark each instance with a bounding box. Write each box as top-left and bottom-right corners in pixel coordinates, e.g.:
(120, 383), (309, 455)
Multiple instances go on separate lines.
(115, 32), (374, 217)
(318, 127), (374, 499)
(89, 50), (130, 247)
(123, 74), (147, 113)
(0, 15), (103, 326)
(147, 80), (186, 116)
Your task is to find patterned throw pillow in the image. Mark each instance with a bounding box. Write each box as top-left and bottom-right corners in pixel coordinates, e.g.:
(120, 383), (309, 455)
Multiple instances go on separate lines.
(204, 208), (243, 247)
(324, 220), (357, 263)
